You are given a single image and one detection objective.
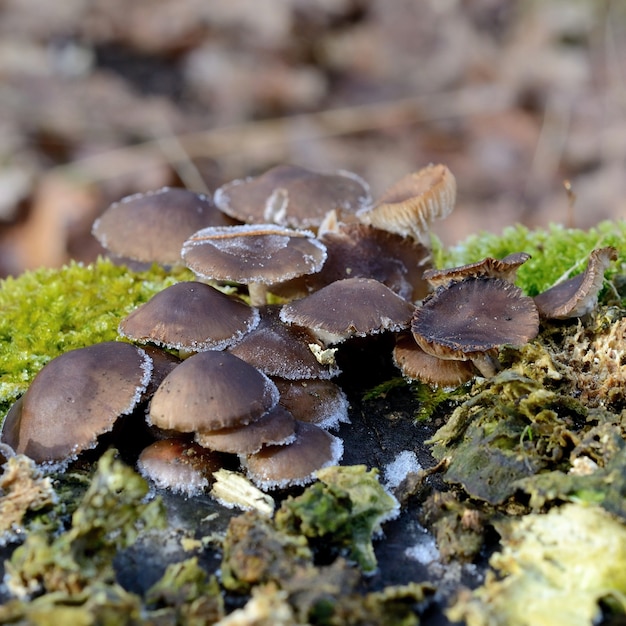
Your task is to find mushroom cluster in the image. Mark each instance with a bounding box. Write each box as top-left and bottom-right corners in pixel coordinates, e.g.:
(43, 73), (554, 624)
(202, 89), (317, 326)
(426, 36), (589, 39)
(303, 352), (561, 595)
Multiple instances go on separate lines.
(1, 163), (618, 497)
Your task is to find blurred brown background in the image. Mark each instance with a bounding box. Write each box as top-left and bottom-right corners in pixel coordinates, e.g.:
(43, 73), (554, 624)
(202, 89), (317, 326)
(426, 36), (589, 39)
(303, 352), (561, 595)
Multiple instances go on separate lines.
(0, 0), (625, 276)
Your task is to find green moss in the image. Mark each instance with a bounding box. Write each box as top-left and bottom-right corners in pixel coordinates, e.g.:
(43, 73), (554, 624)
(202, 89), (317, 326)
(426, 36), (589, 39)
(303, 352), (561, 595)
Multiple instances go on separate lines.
(0, 258), (189, 417)
(435, 219), (626, 296)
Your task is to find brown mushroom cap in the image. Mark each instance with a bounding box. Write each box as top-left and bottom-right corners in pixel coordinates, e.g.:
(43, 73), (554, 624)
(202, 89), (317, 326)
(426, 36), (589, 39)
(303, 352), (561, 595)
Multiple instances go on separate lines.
(148, 351), (279, 433)
(357, 164), (456, 244)
(243, 421), (343, 490)
(137, 438), (227, 496)
(393, 333), (477, 387)
(228, 305), (340, 380)
(119, 281), (260, 352)
(214, 164), (371, 229)
(0, 341), (152, 464)
(182, 224), (327, 284)
(533, 247), (618, 319)
(422, 252), (531, 290)
(195, 404), (296, 455)
(273, 377), (350, 430)
(411, 277), (539, 370)
(92, 187), (238, 265)
(279, 277), (415, 345)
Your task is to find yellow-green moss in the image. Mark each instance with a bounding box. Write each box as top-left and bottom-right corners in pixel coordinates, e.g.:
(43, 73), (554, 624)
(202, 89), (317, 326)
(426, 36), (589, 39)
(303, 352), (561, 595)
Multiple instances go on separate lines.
(435, 219), (626, 296)
(0, 258), (190, 418)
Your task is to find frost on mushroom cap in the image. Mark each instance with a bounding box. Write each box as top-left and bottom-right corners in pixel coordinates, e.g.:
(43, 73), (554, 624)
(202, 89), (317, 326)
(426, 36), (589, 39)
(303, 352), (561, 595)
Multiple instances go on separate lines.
(411, 277), (540, 363)
(357, 164), (456, 244)
(148, 351), (280, 433)
(181, 223), (327, 285)
(393, 333), (477, 388)
(423, 252), (531, 290)
(92, 187), (237, 265)
(242, 421), (344, 490)
(195, 404), (296, 455)
(0, 341), (153, 464)
(228, 305), (341, 380)
(119, 281), (260, 352)
(137, 437), (226, 496)
(533, 247), (618, 319)
(279, 277), (415, 345)
(214, 164), (372, 229)
(273, 377), (350, 430)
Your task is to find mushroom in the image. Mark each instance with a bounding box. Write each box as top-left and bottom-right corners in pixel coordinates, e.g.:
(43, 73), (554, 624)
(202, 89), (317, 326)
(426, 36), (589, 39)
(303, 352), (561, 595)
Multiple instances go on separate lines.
(195, 404), (296, 455)
(411, 277), (540, 377)
(92, 187), (238, 266)
(279, 277), (415, 345)
(242, 421), (344, 490)
(119, 281), (260, 355)
(137, 438), (227, 496)
(148, 351), (280, 433)
(181, 224), (327, 306)
(214, 164), (371, 230)
(0, 342), (152, 465)
(393, 333), (477, 387)
(533, 247), (618, 319)
(422, 252), (531, 290)
(356, 164), (456, 245)
(272, 377), (350, 430)
(227, 305), (340, 380)
(277, 222), (432, 302)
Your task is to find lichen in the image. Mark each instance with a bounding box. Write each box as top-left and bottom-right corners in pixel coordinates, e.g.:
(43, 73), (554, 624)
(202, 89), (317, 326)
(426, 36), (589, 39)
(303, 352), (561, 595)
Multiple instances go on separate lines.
(448, 503), (626, 626)
(0, 257), (189, 418)
(275, 465), (399, 573)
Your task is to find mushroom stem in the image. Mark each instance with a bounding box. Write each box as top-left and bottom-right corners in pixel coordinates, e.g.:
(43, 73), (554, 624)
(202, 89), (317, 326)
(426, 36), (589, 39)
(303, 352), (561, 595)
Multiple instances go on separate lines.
(248, 282), (269, 307)
(470, 353), (502, 378)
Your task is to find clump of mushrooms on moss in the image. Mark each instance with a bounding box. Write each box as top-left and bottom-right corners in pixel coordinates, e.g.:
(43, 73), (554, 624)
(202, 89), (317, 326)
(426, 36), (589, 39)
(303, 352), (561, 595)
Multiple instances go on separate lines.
(1, 162), (619, 501)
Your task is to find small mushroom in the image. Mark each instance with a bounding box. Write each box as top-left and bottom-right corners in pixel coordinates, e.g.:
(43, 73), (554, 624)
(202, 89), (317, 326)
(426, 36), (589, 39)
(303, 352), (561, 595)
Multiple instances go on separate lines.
(533, 247), (618, 319)
(195, 404), (296, 455)
(227, 305), (340, 380)
(92, 187), (238, 266)
(214, 164), (371, 230)
(411, 277), (540, 377)
(422, 252), (531, 290)
(148, 351), (280, 433)
(357, 164), (456, 244)
(279, 277), (415, 345)
(393, 333), (477, 387)
(119, 281), (260, 354)
(0, 342), (152, 465)
(242, 421), (344, 490)
(137, 438), (227, 496)
(273, 377), (350, 430)
(181, 224), (327, 305)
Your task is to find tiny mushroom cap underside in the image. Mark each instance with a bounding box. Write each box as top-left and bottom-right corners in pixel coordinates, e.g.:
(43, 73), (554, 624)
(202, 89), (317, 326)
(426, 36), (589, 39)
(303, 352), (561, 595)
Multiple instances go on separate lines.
(227, 305), (341, 380)
(195, 404), (296, 455)
(119, 281), (260, 353)
(357, 164), (456, 244)
(214, 164), (372, 229)
(533, 247), (618, 319)
(137, 438), (226, 496)
(422, 252), (531, 290)
(148, 350), (280, 433)
(393, 333), (477, 388)
(181, 223), (327, 306)
(242, 420), (344, 490)
(279, 277), (415, 345)
(411, 277), (540, 377)
(0, 341), (152, 464)
(92, 186), (237, 266)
